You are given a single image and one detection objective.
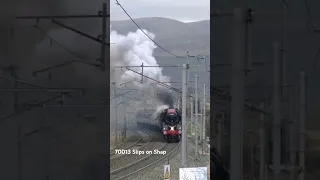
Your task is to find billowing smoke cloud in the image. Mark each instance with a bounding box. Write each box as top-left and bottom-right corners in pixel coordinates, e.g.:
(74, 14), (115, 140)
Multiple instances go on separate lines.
(155, 88), (174, 107)
(0, 0), (174, 105)
(151, 104), (169, 121)
(110, 28), (174, 106)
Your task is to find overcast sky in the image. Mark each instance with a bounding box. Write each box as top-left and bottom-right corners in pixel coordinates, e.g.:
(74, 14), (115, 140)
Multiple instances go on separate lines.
(110, 0), (210, 22)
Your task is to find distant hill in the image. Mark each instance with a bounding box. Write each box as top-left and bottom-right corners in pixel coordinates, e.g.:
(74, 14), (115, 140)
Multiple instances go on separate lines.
(111, 17), (210, 56)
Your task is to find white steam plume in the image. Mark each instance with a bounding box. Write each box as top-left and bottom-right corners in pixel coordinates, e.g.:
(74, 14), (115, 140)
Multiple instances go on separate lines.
(151, 104), (169, 120)
(110, 28), (174, 106)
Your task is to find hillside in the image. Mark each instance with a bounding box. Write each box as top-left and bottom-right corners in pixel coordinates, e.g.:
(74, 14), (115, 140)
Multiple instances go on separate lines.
(111, 17), (210, 56)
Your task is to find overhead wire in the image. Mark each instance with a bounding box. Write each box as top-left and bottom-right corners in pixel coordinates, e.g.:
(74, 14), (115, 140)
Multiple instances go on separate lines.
(114, 0), (213, 106)
(304, 0), (315, 32)
(125, 67), (182, 93)
(114, 64), (183, 94)
(34, 25), (102, 69)
(114, 0), (185, 58)
(26, 24), (107, 137)
(113, 2), (265, 113)
(0, 94), (63, 122)
(0, 24), (101, 126)
(111, 68), (171, 101)
(114, 0), (210, 89)
(35, 25), (87, 61)
(304, 0), (320, 76)
(114, 65), (189, 99)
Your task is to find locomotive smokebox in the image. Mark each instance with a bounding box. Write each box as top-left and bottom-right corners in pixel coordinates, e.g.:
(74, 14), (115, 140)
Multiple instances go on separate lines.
(159, 108), (182, 143)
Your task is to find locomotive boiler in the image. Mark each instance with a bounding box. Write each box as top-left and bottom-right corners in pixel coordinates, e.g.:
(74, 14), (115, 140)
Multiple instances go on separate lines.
(158, 107), (182, 142)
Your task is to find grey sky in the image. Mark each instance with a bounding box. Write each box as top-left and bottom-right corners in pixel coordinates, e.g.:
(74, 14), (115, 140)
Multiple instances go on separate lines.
(110, 0), (210, 22)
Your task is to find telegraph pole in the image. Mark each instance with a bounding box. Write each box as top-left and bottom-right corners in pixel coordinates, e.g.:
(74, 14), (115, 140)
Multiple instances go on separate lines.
(280, 1), (288, 165)
(230, 8), (245, 180)
(187, 51), (190, 64)
(122, 95), (126, 142)
(6, 29), (21, 180)
(187, 51), (190, 82)
(11, 68), (21, 180)
(260, 101), (265, 180)
(280, 1), (288, 100)
(289, 84), (298, 180)
(299, 71), (306, 180)
(273, 42), (281, 180)
(124, 102), (127, 140)
(16, 3), (111, 74)
(194, 72), (199, 159)
(190, 98), (194, 136)
(112, 67), (119, 145)
(245, 8), (253, 73)
(181, 64), (188, 167)
(99, 1), (107, 71)
(115, 85), (118, 145)
(200, 101), (203, 144)
(113, 83), (118, 145)
(202, 84), (206, 154)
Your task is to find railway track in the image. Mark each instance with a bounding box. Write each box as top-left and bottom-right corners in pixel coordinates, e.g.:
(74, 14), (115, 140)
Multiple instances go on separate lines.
(110, 141), (180, 180)
(110, 128), (142, 156)
(110, 130), (162, 174)
(111, 130), (152, 160)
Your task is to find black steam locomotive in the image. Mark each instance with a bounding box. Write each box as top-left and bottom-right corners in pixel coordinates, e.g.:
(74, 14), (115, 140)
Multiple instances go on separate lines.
(158, 107), (182, 142)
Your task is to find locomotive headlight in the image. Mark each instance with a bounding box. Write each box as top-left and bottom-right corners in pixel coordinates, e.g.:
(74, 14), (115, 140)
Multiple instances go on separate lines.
(169, 126), (174, 130)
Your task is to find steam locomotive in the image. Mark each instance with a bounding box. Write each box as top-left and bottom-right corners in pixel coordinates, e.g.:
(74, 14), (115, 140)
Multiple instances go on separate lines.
(159, 107), (182, 142)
